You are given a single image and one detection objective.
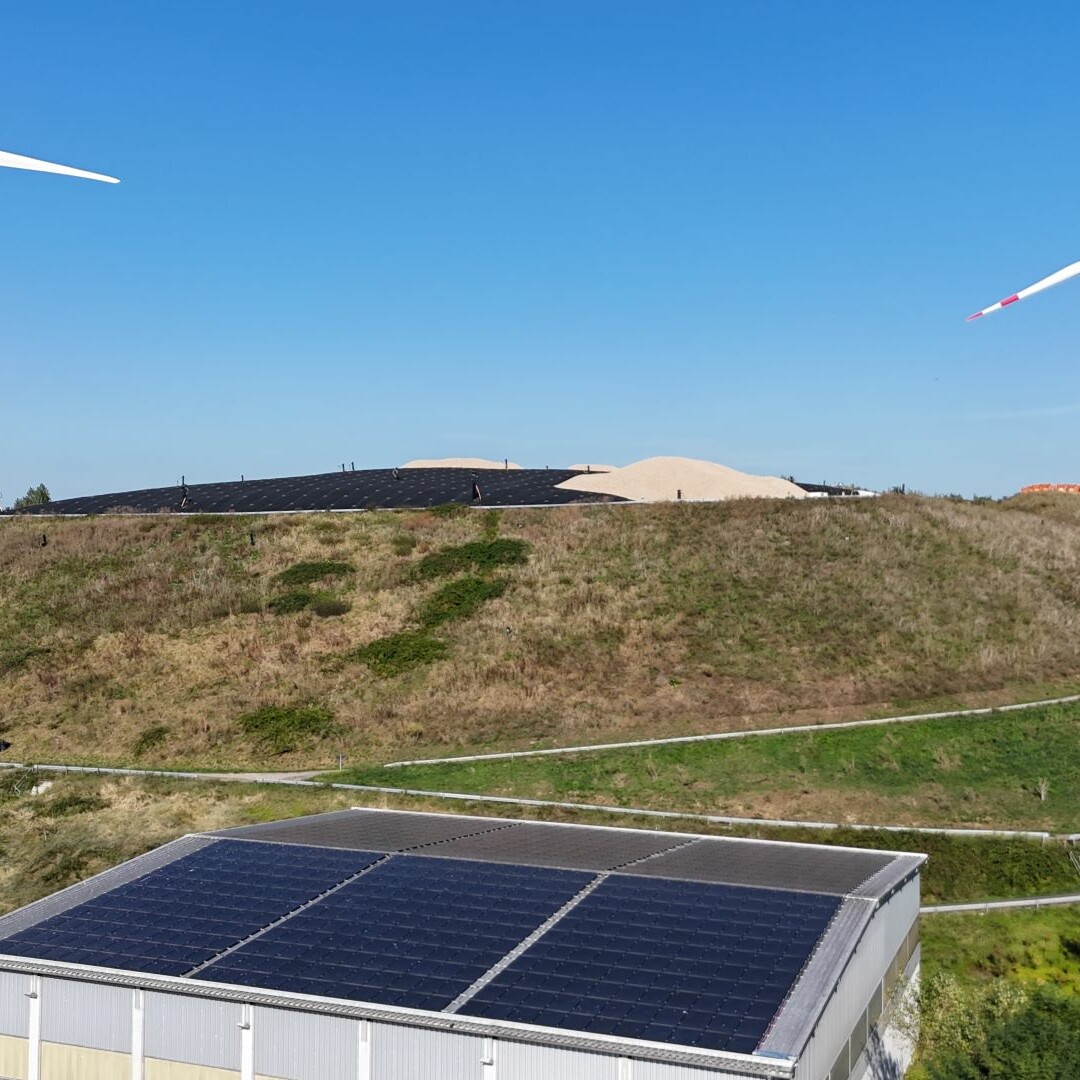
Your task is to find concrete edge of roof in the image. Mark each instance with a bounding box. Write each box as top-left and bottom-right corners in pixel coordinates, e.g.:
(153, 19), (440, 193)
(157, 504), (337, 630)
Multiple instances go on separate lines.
(0, 955), (796, 1078)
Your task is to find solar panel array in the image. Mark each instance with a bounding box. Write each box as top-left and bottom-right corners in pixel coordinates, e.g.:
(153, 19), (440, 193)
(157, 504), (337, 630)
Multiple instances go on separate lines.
(0, 841), (379, 975)
(197, 856), (591, 1011)
(8, 467), (624, 516)
(460, 876), (839, 1053)
(0, 812), (914, 1058)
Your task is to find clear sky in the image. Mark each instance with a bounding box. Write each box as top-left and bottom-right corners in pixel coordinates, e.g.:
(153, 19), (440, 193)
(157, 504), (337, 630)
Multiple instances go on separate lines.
(3, 2), (1080, 501)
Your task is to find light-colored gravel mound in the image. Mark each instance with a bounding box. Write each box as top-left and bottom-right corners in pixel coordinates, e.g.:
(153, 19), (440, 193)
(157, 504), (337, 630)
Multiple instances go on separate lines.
(556, 456), (806, 502)
(401, 457), (522, 470)
(567, 463), (616, 473)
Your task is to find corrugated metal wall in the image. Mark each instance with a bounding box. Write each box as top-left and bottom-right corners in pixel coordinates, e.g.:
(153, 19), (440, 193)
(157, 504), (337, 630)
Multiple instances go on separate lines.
(0, 974), (777, 1080)
(795, 879), (919, 1080)
(253, 1007), (357, 1079)
(369, 1021), (486, 1080)
(0, 973), (28, 1038)
(633, 1058), (769, 1080)
(496, 1040), (619, 1080)
(145, 992), (242, 1071)
(41, 977), (130, 1053)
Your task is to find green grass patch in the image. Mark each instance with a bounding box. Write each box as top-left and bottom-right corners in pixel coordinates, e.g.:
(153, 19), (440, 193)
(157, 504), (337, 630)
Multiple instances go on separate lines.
(330, 702), (1080, 831)
(237, 705), (339, 755)
(418, 576), (507, 628)
(412, 538), (528, 580)
(923, 906), (1080, 994)
(272, 560), (355, 587)
(344, 631), (448, 678)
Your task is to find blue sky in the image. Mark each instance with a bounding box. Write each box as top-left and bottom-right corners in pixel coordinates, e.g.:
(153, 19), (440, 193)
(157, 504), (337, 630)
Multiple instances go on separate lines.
(3, 2), (1080, 500)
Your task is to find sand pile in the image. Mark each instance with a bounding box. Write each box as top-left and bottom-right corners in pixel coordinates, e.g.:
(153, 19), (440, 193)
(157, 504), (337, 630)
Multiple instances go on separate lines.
(567, 463), (616, 473)
(401, 457), (522, 470)
(556, 456), (806, 502)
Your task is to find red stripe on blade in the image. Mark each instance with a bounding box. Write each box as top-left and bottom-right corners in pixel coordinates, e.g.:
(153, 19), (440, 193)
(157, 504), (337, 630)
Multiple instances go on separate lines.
(966, 312), (984, 321)
(1001, 294), (1019, 306)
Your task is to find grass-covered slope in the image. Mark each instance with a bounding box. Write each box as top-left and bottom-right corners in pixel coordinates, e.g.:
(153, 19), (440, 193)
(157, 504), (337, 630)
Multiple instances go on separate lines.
(330, 701), (1080, 832)
(2, 493), (1080, 768)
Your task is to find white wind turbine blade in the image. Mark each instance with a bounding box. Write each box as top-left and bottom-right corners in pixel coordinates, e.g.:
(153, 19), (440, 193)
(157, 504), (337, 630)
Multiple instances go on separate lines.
(967, 259), (1080, 320)
(0, 148), (119, 184)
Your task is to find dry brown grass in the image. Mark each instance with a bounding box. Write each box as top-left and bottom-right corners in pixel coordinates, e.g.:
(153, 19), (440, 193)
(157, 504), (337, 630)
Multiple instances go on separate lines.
(3, 495), (1080, 768)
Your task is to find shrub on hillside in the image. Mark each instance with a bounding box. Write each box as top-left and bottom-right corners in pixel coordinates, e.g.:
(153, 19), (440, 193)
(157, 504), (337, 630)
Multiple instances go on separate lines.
(346, 631), (447, 677)
(311, 595), (351, 618)
(272, 560), (355, 587)
(418, 576), (507, 628)
(132, 725), (169, 758)
(268, 588), (315, 614)
(237, 705), (339, 755)
(412, 539), (527, 580)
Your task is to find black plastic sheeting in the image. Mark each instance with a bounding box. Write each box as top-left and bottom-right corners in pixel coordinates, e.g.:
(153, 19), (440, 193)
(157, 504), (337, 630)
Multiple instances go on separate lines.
(6, 468), (624, 515)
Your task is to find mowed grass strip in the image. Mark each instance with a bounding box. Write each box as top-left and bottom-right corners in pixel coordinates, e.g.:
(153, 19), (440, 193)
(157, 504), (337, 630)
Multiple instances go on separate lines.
(327, 702), (1080, 831)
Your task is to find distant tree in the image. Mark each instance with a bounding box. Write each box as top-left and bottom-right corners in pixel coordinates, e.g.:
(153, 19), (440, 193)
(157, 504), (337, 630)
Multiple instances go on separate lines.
(13, 483), (51, 509)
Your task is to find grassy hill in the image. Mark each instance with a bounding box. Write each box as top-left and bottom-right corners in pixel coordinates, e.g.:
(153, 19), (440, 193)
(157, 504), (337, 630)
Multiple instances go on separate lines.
(3, 492), (1080, 769)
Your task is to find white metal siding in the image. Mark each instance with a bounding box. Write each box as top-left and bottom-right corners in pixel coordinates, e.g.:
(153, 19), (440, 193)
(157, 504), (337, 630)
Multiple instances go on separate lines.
(370, 1021), (486, 1080)
(254, 1007), (357, 1079)
(145, 991), (242, 1070)
(633, 1058), (771, 1080)
(496, 1040), (620, 1080)
(0, 973), (28, 1038)
(40, 977), (131, 1053)
(879, 884), (919, 964)
(795, 879), (919, 1080)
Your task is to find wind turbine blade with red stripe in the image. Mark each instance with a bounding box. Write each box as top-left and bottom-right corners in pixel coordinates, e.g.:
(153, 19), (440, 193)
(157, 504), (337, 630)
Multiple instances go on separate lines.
(0, 148), (119, 184)
(967, 259), (1080, 320)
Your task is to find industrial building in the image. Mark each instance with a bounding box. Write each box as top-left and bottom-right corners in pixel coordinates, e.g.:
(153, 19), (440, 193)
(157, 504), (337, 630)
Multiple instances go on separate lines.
(0, 808), (923, 1080)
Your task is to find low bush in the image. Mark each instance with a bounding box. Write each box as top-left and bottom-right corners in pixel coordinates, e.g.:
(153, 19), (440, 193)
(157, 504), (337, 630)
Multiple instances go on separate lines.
(312, 595), (351, 618)
(345, 631), (448, 677)
(418, 576), (507, 628)
(0, 644), (50, 676)
(272, 560), (355, 587)
(237, 705), (339, 755)
(132, 725), (169, 758)
(412, 538), (528, 580)
(35, 791), (107, 818)
(269, 588), (315, 614)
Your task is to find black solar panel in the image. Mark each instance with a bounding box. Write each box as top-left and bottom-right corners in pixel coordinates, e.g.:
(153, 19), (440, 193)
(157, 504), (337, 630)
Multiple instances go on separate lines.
(459, 874), (840, 1054)
(8, 468), (624, 516)
(215, 809), (507, 852)
(419, 822), (685, 871)
(195, 855), (591, 1011)
(0, 840), (380, 976)
(624, 837), (894, 896)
